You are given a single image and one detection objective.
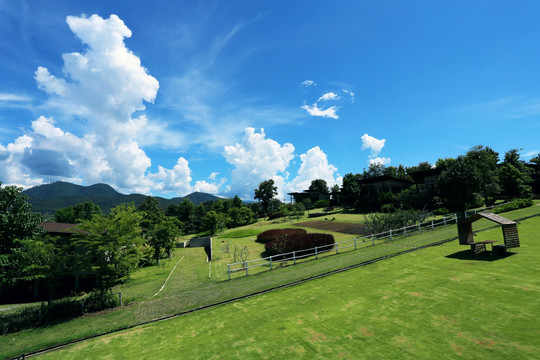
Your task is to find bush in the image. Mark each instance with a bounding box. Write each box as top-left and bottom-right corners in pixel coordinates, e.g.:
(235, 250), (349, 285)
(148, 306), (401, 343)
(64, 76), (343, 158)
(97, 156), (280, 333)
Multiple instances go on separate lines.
(364, 209), (432, 235)
(268, 212), (285, 220)
(491, 198), (533, 214)
(265, 232), (335, 256)
(256, 228), (307, 243)
(313, 199), (330, 208)
(0, 290), (118, 334)
(434, 207), (449, 215)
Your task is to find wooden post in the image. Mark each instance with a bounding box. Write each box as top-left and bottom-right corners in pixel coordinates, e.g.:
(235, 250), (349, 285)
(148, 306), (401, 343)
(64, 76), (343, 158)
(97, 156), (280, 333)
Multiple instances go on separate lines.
(431, 219), (434, 230)
(315, 246), (318, 259)
(227, 264), (230, 280)
(293, 251), (296, 264)
(404, 226), (407, 236)
(390, 229), (393, 240)
(119, 291), (122, 306)
(335, 244), (339, 254)
(354, 238), (357, 250)
(245, 262), (248, 276)
(418, 223), (421, 233)
(371, 234), (375, 246)
(270, 256), (273, 270)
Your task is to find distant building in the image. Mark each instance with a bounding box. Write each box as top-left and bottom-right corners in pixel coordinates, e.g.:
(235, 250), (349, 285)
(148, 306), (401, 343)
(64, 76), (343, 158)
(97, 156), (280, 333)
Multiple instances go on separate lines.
(287, 189), (331, 204)
(39, 222), (87, 239)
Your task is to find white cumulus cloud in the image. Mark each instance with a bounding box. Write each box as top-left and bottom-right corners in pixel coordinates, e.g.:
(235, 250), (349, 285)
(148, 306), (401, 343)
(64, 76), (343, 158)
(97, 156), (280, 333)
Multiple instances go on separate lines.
(369, 157), (391, 166)
(361, 134), (386, 156)
(223, 127), (295, 199)
(301, 104), (339, 119)
(287, 146), (341, 193)
(0, 14), (201, 195)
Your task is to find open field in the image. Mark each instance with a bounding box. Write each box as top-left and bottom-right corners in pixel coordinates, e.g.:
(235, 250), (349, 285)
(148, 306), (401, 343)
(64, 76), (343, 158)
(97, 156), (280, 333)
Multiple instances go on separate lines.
(1, 204), (539, 359)
(35, 215), (540, 359)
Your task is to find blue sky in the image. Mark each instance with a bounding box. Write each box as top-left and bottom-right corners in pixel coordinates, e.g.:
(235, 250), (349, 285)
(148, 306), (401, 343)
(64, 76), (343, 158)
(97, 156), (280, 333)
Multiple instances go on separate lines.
(0, 1), (539, 200)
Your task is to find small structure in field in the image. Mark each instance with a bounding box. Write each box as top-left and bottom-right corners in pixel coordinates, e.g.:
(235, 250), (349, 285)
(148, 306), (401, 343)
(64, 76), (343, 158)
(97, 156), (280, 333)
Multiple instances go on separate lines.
(457, 212), (520, 254)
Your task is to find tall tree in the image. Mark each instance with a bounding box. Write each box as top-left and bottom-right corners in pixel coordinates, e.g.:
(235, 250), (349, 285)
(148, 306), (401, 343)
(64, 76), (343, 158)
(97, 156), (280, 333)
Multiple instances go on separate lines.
(309, 179), (329, 194)
(499, 149), (533, 198)
(466, 145), (500, 205)
(341, 173), (362, 210)
(254, 179), (278, 214)
(76, 204), (144, 291)
(0, 183), (44, 254)
(437, 156), (481, 218)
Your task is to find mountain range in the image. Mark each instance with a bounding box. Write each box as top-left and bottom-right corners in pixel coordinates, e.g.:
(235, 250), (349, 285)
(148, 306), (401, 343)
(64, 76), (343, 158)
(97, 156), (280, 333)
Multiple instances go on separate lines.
(23, 181), (220, 214)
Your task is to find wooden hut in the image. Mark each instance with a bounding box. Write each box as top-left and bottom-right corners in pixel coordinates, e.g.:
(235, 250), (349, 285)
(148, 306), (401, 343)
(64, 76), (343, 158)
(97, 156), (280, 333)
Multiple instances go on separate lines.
(457, 212), (520, 254)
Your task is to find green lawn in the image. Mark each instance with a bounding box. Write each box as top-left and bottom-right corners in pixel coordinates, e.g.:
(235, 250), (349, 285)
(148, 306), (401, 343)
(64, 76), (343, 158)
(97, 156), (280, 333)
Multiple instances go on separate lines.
(2, 204), (538, 359)
(36, 215), (540, 359)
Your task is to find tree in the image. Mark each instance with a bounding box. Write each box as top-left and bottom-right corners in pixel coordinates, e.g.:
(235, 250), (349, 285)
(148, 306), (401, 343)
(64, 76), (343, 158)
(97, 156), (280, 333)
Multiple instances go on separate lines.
(499, 149), (533, 198)
(55, 201), (101, 223)
(0, 183), (44, 254)
(76, 204), (144, 291)
(254, 179), (278, 214)
(341, 173), (362, 210)
(309, 179), (329, 194)
(330, 184), (341, 206)
(466, 145), (500, 205)
(201, 210), (222, 234)
(437, 156), (481, 218)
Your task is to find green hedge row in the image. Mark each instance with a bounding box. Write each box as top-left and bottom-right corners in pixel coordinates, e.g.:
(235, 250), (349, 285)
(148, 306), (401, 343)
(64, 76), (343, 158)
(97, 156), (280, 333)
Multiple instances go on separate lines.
(491, 198), (533, 214)
(265, 232), (335, 256)
(0, 290), (118, 335)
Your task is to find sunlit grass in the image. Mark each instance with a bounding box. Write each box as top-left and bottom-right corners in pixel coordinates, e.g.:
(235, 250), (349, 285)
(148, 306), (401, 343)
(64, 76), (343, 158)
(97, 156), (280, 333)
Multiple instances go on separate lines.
(37, 216), (540, 360)
(2, 204), (539, 359)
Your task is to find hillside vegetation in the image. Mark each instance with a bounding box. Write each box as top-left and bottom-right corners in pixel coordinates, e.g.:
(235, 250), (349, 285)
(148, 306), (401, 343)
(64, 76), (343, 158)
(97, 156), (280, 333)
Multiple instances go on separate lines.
(2, 204), (539, 359)
(34, 215), (540, 359)
(23, 181), (219, 213)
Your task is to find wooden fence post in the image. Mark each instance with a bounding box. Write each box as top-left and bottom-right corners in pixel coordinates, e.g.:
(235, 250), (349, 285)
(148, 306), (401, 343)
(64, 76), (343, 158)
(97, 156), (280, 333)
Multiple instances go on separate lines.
(315, 246), (318, 259)
(293, 251), (296, 265)
(270, 256), (273, 270)
(227, 264), (230, 280)
(354, 238), (357, 250)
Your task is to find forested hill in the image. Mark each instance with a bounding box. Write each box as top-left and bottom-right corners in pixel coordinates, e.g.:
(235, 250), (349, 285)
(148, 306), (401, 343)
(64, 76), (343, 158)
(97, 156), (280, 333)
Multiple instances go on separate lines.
(23, 181), (220, 214)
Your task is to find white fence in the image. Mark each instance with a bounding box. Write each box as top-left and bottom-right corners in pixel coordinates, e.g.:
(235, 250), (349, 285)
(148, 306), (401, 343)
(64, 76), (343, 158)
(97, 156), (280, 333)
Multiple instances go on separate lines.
(226, 203), (508, 280)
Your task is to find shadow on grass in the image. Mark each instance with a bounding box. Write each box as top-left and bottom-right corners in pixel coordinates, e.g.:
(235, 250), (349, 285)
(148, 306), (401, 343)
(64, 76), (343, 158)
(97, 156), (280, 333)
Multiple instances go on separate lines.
(445, 250), (516, 262)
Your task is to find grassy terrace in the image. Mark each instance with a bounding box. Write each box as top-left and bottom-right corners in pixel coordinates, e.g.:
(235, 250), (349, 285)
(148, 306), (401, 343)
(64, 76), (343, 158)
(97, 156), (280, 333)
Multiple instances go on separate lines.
(1, 204), (539, 359)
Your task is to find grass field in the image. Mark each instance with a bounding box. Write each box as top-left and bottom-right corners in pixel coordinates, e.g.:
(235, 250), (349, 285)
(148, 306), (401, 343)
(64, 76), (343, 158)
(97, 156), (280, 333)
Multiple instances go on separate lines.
(1, 204), (539, 359)
(35, 215), (540, 359)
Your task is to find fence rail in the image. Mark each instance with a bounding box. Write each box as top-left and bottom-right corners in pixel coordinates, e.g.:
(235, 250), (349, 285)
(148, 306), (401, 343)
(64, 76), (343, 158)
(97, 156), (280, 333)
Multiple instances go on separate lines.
(227, 202), (508, 280)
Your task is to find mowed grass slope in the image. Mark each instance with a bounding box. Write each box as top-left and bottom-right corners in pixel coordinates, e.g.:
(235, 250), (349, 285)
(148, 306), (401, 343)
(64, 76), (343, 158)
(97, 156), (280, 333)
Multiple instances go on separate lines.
(36, 216), (540, 359)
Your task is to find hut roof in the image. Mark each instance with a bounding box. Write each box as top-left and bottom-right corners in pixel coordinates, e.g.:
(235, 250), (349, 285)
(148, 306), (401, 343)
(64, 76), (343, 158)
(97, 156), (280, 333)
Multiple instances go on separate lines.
(462, 212), (516, 225)
(39, 222), (87, 235)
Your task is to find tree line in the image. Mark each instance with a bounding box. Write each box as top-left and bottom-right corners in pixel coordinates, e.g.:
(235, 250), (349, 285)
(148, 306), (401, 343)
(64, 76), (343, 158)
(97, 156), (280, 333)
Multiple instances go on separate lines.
(258, 146), (539, 219)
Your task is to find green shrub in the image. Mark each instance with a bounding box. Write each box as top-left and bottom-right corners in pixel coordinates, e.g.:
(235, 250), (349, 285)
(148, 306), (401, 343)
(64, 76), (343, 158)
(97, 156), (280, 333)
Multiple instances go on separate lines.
(313, 199), (330, 208)
(0, 290), (118, 335)
(491, 198), (533, 214)
(434, 207), (449, 215)
(364, 209), (432, 235)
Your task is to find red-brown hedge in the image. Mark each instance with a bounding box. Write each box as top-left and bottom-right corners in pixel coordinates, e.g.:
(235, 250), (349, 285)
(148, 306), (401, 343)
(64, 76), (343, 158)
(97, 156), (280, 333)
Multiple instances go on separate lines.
(256, 228), (307, 243)
(265, 232), (335, 256)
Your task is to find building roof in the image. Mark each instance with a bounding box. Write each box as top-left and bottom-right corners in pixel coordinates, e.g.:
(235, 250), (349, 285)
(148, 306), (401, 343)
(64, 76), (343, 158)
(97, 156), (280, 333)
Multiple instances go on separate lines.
(39, 222), (87, 234)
